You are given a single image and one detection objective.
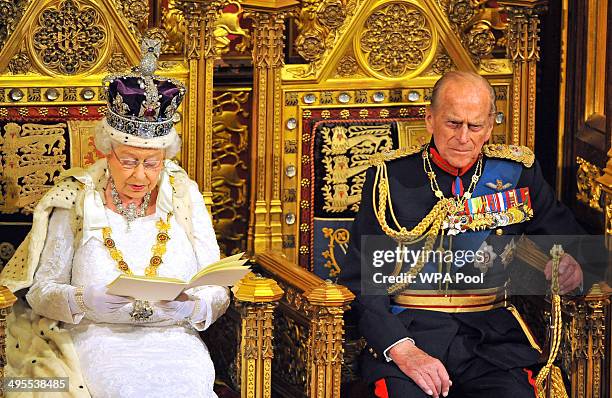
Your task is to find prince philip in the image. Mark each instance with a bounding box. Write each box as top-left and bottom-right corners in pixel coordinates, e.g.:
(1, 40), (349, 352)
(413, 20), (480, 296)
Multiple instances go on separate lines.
(339, 71), (585, 398)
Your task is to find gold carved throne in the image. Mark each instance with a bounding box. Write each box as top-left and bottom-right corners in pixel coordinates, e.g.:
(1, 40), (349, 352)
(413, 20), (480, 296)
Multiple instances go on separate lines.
(235, 0), (612, 397)
(0, 1), (282, 397)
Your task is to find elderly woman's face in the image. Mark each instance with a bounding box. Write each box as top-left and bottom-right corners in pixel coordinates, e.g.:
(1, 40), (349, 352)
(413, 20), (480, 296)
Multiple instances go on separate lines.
(107, 145), (164, 200)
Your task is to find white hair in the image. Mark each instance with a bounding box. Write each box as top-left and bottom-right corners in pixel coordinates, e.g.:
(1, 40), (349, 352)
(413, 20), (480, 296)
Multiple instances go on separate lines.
(94, 119), (182, 159)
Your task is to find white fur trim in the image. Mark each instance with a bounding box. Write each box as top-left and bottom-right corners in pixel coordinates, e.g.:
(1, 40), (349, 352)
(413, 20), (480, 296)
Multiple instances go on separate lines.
(101, 118), (178, 149)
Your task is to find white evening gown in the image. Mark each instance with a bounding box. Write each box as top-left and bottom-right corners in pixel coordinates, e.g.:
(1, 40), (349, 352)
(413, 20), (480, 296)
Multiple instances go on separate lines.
(26, 185), (229, 398)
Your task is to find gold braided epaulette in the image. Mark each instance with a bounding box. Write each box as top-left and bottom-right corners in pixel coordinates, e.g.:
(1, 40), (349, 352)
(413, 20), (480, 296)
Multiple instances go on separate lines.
(482, 144), (535, 167)
(369, 145), (424, 167)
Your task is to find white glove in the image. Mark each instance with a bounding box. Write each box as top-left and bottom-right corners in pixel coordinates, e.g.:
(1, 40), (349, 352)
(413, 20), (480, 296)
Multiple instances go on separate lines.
(158, 297), (203, 323)
(80, 285), (132, 316)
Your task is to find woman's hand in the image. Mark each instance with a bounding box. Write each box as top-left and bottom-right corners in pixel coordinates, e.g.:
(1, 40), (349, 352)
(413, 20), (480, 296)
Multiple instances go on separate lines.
(82, 285), (132, 315)
(157, 297), (200, 322)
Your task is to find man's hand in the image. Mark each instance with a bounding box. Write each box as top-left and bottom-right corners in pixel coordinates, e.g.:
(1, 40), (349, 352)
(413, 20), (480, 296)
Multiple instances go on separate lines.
(544, 253), (583, 294)
(389, 339), (451, 397)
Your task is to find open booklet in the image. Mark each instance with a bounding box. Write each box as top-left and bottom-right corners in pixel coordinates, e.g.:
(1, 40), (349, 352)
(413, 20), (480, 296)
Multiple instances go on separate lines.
(106, 252), (251, 301)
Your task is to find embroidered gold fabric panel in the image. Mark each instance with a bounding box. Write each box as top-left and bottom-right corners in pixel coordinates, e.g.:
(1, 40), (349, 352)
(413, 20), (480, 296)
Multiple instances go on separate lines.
(321, 124), (392, 213)
(0, 122), (68, 214)
(67, 119), (106, 167)
(321, 227), (349, 278)
(300, 106), (426, 278)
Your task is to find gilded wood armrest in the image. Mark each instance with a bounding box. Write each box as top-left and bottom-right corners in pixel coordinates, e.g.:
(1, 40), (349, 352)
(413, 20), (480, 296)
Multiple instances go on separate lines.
(255, 252), (355, 398)
(256, 252), (354, 306)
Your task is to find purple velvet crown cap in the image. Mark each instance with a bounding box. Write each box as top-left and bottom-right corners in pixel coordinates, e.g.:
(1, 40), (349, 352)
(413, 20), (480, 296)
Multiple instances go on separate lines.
(107, 77), (184, 122)
(102, 38), (186, 138)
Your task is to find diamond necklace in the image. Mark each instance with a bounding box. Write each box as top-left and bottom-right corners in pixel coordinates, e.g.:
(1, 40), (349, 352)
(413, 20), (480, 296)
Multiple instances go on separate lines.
(110, 178), (152, 230)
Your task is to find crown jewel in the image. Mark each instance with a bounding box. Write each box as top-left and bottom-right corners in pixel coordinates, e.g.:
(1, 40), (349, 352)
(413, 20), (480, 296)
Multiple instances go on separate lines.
(103, 38), (185, 139)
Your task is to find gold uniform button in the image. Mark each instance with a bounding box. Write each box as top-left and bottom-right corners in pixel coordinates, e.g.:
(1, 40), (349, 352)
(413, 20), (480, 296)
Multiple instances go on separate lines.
(496, 228), (503, 236)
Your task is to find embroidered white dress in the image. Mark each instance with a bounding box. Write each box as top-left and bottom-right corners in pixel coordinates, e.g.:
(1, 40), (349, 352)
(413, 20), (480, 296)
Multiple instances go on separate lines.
(26, 183), (229, 398)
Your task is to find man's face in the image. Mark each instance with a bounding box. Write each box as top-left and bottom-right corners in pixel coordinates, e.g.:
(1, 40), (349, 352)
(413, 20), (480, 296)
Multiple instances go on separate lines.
(425, 81), (494, 169)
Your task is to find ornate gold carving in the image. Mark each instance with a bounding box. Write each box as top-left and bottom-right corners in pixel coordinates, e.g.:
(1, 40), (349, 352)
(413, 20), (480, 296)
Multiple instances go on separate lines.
(322, 227), (349, 277)
(0, 122), (67, 214)
(114, 0), (149, 38)
(7, 52), (32, 75)
(306, 305), (346, 398)
(334, 54), (361, 78)
(437, 0), (450, 12)
(272, 278), (351, 397)
(320, 124), (393, 212)
(606, 197), (612, 243)
(319, 1), (346, 29)
(236, 301), (278, 398)
(177, 2), (202, 59)
(250, 11), (286, 69)
(247, 10), (288, 253)
(448, 0), (477, 25)
(214, 3), (251, 55)
(504, 4), (545, 148)
(431, 52), (454, 75)
(506, 7), (542, 63)
(576, 157), (603, 212)
(211, 91), (250, 256)
(175, 0), (226, 207)
(30, 0), (108, 75)
(480, 59), (511, 73)
(295, 0), (344, 63)
(587, 299), (607, 398)
(274, 311), (308, 389)
(357, 2), (434, 78)
(444, 1), (506, 62)
(159, 0), (186, 55)
(0, 0), (30, 50)
(290, 0), (359, 77)
(574, 301), (588, 398)
(144, 28), (169, 52)
(466, 21), (496, 57)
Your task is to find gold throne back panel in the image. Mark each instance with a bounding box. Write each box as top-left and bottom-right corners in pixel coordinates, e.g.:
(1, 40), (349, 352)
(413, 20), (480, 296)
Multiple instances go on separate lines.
(274, 0), (516, 275)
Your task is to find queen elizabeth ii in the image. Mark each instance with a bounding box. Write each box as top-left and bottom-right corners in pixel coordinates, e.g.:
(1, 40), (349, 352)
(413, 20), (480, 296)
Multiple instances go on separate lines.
(1, 40), (229, 397)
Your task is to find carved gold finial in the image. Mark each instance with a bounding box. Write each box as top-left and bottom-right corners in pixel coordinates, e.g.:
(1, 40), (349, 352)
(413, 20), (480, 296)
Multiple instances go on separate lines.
(0, 286), (17, 309)
(232, 272), (284, 302)
(304, 280), (354, 307)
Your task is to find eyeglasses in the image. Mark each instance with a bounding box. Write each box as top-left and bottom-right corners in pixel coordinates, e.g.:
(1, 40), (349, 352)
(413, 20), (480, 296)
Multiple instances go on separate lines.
(111, 147), (163, 170)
